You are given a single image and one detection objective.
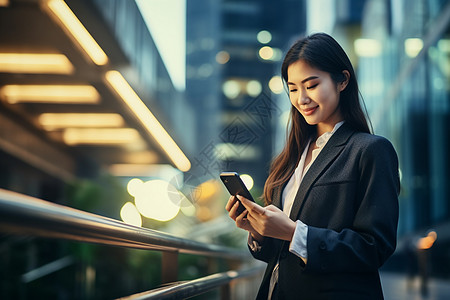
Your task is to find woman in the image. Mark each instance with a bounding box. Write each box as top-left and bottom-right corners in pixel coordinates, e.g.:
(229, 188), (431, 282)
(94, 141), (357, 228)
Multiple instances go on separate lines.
(226, 33), (399, 300)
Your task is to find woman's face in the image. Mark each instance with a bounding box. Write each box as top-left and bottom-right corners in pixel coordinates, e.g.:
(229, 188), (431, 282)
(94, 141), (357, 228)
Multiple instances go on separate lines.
(287, 60), (347, 134)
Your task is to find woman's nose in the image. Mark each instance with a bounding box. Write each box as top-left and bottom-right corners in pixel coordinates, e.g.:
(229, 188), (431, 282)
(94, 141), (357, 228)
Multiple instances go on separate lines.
(297, 90), (310, 105)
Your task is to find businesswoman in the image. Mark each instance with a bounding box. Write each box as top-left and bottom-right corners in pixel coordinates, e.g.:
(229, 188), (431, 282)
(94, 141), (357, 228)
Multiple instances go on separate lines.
(226, 33), (399, 300)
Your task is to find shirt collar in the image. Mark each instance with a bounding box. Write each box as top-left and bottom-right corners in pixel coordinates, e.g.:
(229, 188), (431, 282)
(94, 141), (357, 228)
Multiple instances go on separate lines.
(315, 121), (345, 148)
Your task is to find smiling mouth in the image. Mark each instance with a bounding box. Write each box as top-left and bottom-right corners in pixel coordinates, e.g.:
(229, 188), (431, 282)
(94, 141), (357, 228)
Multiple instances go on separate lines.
(302, 106), (318, 116)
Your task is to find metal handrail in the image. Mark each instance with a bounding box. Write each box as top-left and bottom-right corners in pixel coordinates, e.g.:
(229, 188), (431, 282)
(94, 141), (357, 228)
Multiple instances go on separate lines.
(0, 188), (248, 259)
(119, 266), (265, 300)
(0, 188), (265, 299)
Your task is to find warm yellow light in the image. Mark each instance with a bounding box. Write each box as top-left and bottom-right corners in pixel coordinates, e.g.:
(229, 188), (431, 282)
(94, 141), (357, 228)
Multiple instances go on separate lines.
(120, 202), (142, 227)
(38, 113), (124, 130)
(196, 180), (221, 203)
(405, 38), (424, 58)
(196, 206), (212, 222)
(109, 154), (159, 170)
(0, 84), (100, 104)
(0, 53), (74, 74)
(417, 231), (437, 250)
(63, 128), (141, 145)
(354, 39), (382, 57)
(259, 46), (274, 60)
(269, 76), (284, 94)
(240, 174), (254, 190)
(46, 0), (108, 66)
(131, 179), (181, 222)
(110, 163), (164, 177)
(105, 70), (191, 172)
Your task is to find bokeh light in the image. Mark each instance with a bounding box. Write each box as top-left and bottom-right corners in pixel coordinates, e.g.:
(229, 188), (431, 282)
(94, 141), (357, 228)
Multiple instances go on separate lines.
(127, 178), (143, 196)
(354, 38), (382, 57)
(405, 38), (423, 58)
(269, 75), (284, 94)
(240, 174), (254, 190)
(128, 179), (181, 222)
(257, 30), (272, 44)
(222, 80), (240, 99)
(216, 50), (230, 64)
(120, 202), (142, 227)
(258, 46), (274, 60)
(246, 80), (262, 97)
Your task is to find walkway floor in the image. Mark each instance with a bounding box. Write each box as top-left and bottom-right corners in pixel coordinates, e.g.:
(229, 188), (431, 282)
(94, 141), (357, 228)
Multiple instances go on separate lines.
(381, 272), (450, 300)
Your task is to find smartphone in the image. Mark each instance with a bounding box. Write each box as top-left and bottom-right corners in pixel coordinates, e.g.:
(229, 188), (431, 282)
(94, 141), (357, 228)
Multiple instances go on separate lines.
(220, 171), (255, 214)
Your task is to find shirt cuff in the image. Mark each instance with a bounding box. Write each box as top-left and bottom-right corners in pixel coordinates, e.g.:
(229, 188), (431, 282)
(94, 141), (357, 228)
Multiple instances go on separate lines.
(289, 220), (308, 263)
(248, 233), (262, 252)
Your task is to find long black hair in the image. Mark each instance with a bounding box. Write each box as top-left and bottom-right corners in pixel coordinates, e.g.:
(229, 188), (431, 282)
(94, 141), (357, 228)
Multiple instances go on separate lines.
(263, 32), (371, 205)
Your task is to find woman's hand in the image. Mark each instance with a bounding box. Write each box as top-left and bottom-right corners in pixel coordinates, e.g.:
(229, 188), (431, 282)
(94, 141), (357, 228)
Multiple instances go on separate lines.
(225, 195), (264, 242)
(225, 195), (297, 242)
(238, 195), (296, 242)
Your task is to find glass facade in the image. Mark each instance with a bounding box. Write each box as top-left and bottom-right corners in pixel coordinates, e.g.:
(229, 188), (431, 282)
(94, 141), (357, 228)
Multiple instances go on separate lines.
(357, 0), (450, 236)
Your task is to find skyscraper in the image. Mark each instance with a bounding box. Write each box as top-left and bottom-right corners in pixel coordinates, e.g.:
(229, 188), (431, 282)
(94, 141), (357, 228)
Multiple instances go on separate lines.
(186, 0), (306, 189)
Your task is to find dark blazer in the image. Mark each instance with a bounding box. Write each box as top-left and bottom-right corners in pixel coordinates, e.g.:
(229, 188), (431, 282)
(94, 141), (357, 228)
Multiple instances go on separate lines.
(251, 123), (400, 300)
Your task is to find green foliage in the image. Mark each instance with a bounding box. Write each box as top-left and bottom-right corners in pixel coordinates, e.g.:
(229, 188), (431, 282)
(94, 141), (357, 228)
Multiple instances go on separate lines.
(64, 173), (131, 219)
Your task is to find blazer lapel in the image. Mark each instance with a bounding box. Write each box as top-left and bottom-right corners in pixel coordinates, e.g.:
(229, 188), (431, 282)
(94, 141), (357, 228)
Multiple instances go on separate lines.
(271, 181), (286, 209)
(288, 123), (356, 220)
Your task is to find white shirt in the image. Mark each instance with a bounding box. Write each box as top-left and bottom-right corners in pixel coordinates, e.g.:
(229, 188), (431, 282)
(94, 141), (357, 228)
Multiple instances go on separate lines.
(248, 121), (344, 299)
(284, 121), (344, 262)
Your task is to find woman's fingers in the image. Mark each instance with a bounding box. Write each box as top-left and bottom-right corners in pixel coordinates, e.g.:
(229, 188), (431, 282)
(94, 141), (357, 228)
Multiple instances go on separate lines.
(226, 196), (242, 221)
(237, 195), (266, 215)
(235, 209), (248, 226)
(225, 195), (237, 212)
(226, 195), (295, 241)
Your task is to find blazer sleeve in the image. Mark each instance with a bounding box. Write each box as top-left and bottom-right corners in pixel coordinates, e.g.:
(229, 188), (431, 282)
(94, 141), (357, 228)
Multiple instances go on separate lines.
(304, 136), (400, 273)
(248, 236), (282, 263)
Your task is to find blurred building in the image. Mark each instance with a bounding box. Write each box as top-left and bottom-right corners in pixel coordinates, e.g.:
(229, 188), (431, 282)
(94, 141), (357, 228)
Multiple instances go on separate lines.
(186, 0), (306, 189)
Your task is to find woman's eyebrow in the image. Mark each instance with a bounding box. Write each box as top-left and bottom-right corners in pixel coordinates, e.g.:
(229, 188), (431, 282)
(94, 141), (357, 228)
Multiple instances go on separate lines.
(287, 76), (319, 85)
(301, 76), (319, 84)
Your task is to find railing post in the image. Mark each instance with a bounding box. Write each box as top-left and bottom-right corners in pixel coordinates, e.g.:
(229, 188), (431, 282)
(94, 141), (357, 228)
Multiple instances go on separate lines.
(220, 283), (231, 300)
(161, 250), (178, 283)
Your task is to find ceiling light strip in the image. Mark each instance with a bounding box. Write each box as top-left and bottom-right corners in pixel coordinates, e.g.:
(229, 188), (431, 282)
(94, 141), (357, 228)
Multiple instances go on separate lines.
(105, 70), (191, 172)
(38, 113), (125, 130)
(0, 53), (74, 74)
(46, 0), (108, 66)
(0, 85), (100, 104)
(63, 128), (141, 145)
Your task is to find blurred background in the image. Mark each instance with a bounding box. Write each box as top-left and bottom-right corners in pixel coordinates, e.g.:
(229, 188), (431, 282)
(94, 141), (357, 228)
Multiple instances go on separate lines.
(0, 0), (449, 299)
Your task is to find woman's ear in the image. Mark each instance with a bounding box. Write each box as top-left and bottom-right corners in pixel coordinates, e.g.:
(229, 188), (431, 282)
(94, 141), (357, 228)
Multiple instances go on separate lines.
(339, 70), (350, 92)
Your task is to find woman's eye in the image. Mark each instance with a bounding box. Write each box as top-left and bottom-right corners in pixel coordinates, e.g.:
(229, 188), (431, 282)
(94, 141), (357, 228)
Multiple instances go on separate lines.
(289, 89), (297, 93)
(306, 84), (318, 90)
